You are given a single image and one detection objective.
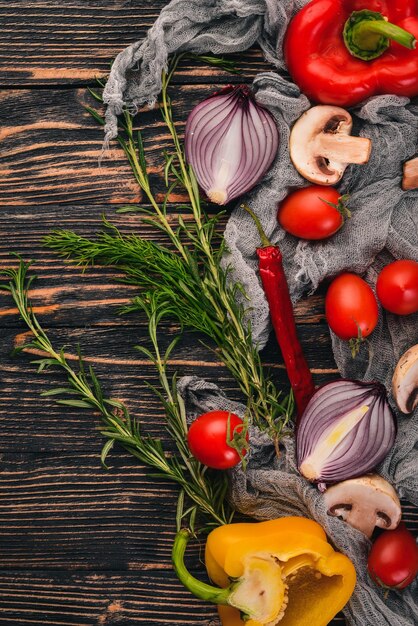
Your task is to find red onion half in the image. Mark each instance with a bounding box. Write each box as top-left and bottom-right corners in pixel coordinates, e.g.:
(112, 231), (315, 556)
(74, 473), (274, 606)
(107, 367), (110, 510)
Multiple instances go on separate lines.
(297, 380), (396, 484)
(185, 85), (279, 205)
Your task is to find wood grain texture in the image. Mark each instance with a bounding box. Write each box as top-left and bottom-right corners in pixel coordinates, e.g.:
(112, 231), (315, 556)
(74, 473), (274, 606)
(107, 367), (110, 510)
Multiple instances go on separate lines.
(1, 451), (417, 570)
(1, 2), (417, 625)
(0, 570), (347, 625)
(0, 85), (243, 206)
(0, 569), (229, 625)
(1, 2), (270, 86)
(0, 323), (336, 453)
(0, 204), (331, 328)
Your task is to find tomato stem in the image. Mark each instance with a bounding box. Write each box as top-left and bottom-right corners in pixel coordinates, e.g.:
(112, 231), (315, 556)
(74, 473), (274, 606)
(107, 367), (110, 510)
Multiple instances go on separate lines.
(226, 412), (249, 470)
(318, 194), (351, 222)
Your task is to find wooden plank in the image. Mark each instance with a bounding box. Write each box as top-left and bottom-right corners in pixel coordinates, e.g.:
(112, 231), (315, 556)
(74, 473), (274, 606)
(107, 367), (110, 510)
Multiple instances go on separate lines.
(0, 205), (328, 327)
(0, 570), (347, 625)
(0, 1), (270, 86)
(0, 321), (337, 452)
(0, 88), (145, 206)
(0, 569), (229, 625)
(1, 451), (417, 571)
(0, 452), (182, 570)
(0, 85), (256, 206)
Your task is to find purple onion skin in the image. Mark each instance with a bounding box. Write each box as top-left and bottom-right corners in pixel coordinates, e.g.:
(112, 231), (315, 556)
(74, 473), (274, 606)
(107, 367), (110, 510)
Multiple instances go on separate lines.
(184, 85), (279, 205)
(296, 379), (397, 485)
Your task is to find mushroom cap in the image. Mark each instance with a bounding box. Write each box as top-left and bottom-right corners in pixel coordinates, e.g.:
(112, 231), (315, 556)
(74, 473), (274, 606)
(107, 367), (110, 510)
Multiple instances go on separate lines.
(290, 106), (353, 186)
(392, 344), (418, 414)
(323, 474), (401, 538)
(289, 105), (371, 186)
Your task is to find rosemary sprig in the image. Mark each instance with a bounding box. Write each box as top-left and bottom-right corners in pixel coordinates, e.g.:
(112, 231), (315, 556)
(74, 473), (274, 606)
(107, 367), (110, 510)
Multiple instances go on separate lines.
(1, 259), (233, 529)
(45, 55), (293, 438)
(191, 54), (241, 75)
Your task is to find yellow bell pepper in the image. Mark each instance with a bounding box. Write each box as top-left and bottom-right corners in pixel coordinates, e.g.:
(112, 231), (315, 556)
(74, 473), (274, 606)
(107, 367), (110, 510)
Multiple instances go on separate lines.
(172, 517), (356, 626)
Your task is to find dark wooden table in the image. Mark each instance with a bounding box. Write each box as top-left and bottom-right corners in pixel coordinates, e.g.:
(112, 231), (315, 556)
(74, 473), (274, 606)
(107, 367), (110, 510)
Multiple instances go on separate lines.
(0, 2), (416, 625)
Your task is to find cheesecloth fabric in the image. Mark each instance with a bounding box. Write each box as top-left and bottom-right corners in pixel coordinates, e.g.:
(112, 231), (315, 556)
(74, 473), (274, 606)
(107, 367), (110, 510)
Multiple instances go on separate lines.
(103, 1), (418, 624)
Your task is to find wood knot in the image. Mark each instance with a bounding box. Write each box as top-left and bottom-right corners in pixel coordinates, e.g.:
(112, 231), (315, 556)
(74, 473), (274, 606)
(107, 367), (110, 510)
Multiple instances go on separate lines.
(97, 600), (124, 624)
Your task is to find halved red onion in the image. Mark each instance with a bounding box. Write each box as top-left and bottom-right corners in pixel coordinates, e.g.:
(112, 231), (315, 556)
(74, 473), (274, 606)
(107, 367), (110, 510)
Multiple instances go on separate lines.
(297, 380), (396, 484)
(185, 85), (279, 205)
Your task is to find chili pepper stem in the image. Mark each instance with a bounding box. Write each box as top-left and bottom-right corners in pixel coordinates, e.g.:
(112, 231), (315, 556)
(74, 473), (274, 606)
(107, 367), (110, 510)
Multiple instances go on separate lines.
(172, 529), (232, 605)
(241, 203), (271, 248)
(344, 10), (416, 61)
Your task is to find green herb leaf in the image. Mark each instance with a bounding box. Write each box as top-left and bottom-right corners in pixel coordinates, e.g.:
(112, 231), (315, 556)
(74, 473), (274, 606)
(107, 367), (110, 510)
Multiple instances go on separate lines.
(101, 438), (115, 469)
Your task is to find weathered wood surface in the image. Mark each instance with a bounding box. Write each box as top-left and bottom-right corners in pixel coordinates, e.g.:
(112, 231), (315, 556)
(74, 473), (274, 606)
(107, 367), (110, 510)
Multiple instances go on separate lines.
(0, 2), (416, 625)
(1, 2), (269, 86)
(0, 570), (225, 625)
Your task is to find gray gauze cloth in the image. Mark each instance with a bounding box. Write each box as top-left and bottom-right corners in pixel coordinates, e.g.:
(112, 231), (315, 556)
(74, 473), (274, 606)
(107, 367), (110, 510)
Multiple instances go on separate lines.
(103, 1), (418, 624)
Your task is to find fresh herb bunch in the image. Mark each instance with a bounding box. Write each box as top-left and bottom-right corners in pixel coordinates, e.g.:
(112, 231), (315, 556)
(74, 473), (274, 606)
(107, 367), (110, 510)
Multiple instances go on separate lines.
(44, 54), (293, 438)
(1, 260), (233, 531)
(3, 54), (292, 531)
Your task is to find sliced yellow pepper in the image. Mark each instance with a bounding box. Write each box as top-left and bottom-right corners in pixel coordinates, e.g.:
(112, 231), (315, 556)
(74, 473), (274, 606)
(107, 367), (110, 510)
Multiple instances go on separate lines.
(172, 517), (356, 626)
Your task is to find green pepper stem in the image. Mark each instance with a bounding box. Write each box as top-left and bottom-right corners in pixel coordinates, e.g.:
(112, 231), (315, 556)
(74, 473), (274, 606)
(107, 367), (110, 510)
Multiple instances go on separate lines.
(344, 10), (416, 61)
(241, 203), (272, 248)
(172, 529), (232, 605)
(355, 18), (416, 49)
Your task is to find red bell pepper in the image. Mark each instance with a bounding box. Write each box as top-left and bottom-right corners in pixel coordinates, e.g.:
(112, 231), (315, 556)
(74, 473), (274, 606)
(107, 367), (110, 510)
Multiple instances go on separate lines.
(284, 0), (418, 107)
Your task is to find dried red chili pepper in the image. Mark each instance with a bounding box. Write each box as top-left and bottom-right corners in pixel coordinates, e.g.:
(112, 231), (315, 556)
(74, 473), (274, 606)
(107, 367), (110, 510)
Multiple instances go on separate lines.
(242, 204), (315, 421)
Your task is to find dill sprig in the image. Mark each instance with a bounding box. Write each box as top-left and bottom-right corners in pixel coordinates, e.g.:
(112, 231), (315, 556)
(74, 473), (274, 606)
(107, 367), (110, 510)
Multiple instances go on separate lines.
(45, 55), (293, 438)
(1, 259), (233, 531)
(44, 221), (292, 435)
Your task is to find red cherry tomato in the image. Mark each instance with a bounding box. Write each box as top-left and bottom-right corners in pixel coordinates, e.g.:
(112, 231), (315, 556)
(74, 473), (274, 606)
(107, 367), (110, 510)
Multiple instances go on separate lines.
(376, 260), (418, 316)
(325, 273), (379, 342)
(277, 186), (348, 240)
(187, 410), (248, 470)
(368, 523), (418, 589)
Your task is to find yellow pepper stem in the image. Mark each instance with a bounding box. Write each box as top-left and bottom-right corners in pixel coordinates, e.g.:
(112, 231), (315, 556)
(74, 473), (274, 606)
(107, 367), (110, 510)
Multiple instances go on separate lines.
(173, 528), (289, 625)
(172, 529), (232, 605)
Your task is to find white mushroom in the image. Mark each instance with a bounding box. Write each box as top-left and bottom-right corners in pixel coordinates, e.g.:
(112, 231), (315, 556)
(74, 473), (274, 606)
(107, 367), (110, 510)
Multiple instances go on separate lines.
(402, 157), (418, 190)
(289, 106), (371, 185)
(323, 474), (401, 538)
(392, 344), (418, 414)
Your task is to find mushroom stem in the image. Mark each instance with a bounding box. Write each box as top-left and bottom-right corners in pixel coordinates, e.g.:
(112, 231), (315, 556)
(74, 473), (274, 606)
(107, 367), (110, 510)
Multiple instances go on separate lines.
(318, 134), (371, 165)
(289, 105), (372, 186)
(323, 475), (402, 538)
(402, 157), (418, 191)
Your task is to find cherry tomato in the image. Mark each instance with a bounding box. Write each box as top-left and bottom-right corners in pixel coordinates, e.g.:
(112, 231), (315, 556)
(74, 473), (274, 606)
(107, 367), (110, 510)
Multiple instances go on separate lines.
(325, 273), (379, 343)
(368, 523), (418, 589)
(376, 260), (418, 316)
(277, 186), (349, 240)
(187, 410), (248, 470)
